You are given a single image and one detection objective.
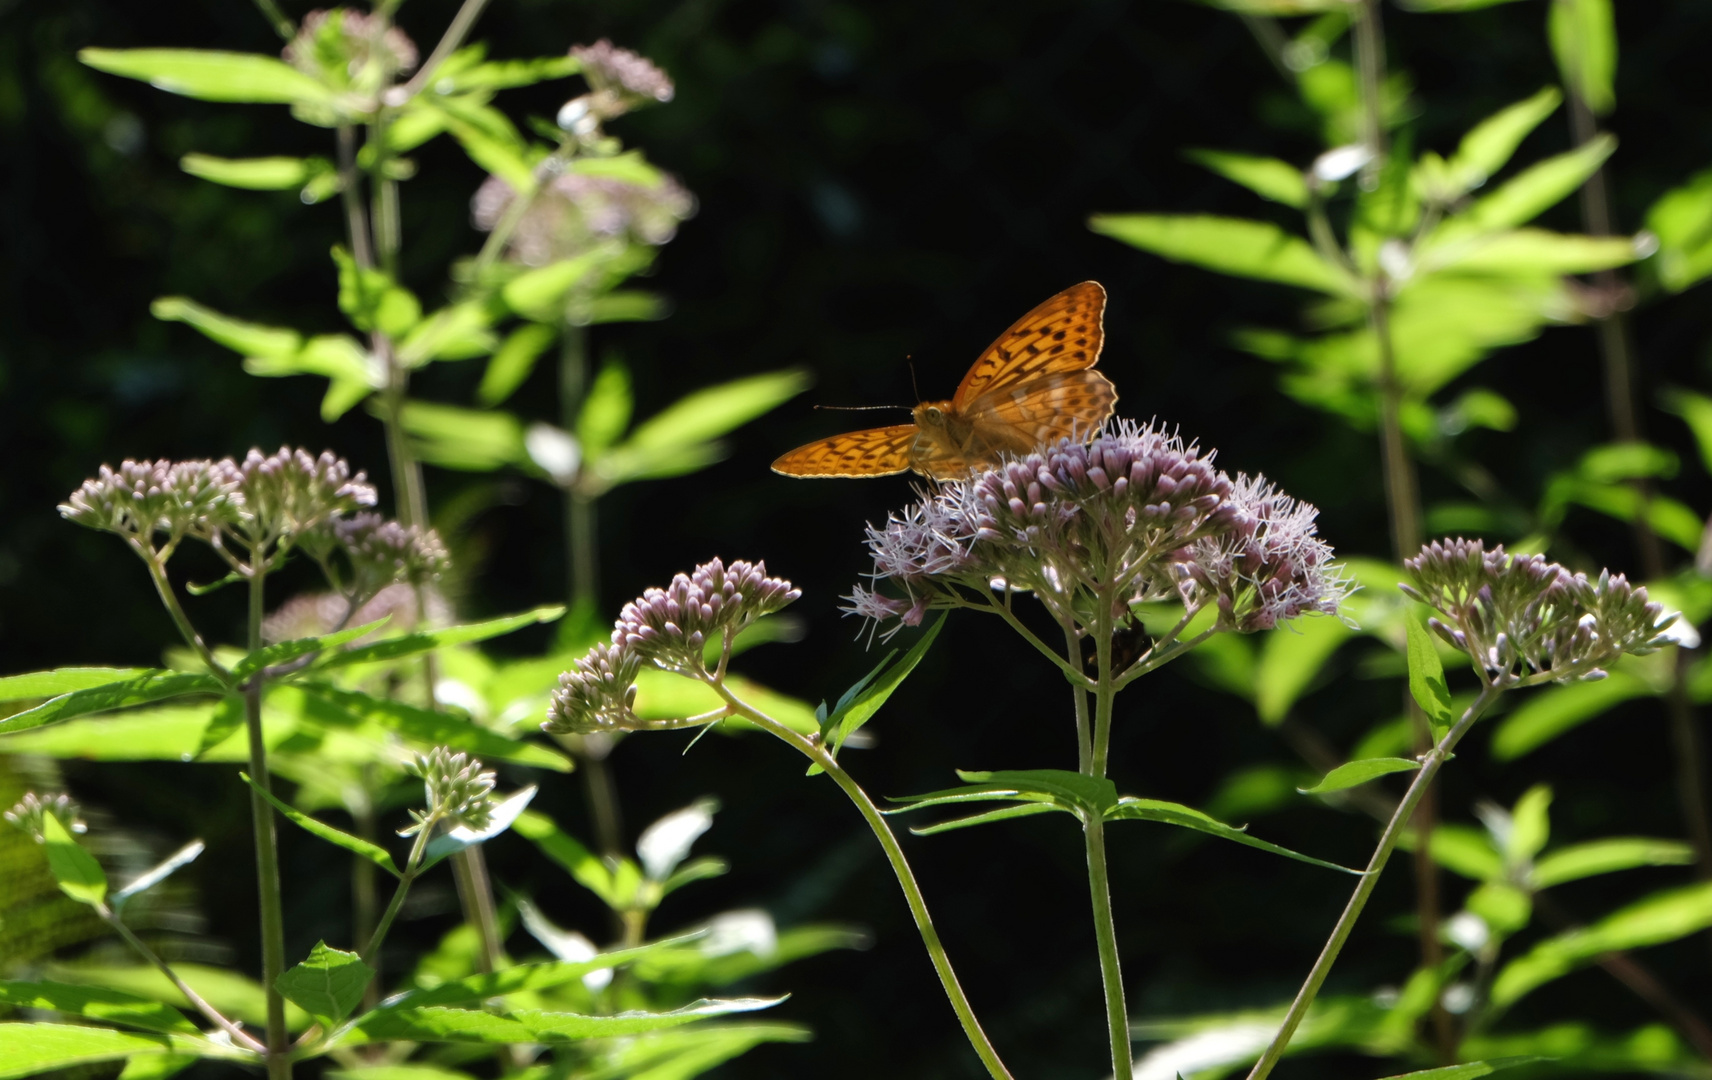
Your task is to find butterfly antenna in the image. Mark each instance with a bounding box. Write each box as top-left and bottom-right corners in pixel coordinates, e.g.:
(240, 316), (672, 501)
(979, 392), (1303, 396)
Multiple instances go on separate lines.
(813, 404), (912, 412)
(907, 356), (921, 402)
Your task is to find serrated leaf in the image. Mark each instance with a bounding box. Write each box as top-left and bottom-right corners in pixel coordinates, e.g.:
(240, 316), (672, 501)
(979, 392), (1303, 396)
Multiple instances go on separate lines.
(0, 671), (227, 736)
(232, 618), (391, 680)
(0, 981), (198, 1035)
(1405, 610), (1455, 736)
(1299, 756), (1420, 794)
(80, 48), (334, 105)
(241, 773), (401, 878)
(276, 942), (374, 1027)
(1090, 213), (1355, 296)
(1532, 837), (1697, 888)
(1106, 796), (1359, 872)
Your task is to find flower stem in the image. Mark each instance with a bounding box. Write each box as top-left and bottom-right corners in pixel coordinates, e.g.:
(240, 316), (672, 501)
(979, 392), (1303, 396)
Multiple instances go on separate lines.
(707, 682), (1014, 1080)
(139, 549), (228, 684)
(362, 824), (433, 965)
(105, 909), (266, 1053)
(1244, 683), (1501, 1080)
(243, 569), (291, 1080)
(397, 0), (495, 102)
(1087, 599), (1132, 1080)
(1061, 621), (1092, 772)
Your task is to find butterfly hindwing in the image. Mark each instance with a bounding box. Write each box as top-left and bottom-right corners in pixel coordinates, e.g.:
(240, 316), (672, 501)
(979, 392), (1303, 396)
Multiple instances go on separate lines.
(770, 424), (918, 477)
(967, 368), (1118, 447)
(953, 281), (1107, 408)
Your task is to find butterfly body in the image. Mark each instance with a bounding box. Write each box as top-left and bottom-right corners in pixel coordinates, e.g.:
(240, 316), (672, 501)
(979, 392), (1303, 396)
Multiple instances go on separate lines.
(772, 282), (1117, 481)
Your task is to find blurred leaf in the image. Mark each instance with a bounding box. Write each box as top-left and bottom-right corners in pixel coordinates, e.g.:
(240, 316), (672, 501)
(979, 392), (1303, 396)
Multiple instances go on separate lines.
(396, 302), (497, 366)
(1424, 229), (1641, 275)
(370, 941), (686, 1022)
(1299, 757), (1420, 794)
(333, 247), (421, 338)
(1644, 168), (1712, 293)
(0, 703), (239, 761)
(1454, 135), (1616, 235)
(1491, 668), (1655, 759)
(588, 440), (725, 490)
(1374, 1059), (1544, 1079)
(1549, 0), (1616, 115)
(1254, 614), (1353, 725)
(1469, 881), (1534, 935)
(180, 153), (333, 191)
(477, 323), (557, 406)
(422, 785), (537, 868)
(577, 359), (635, 456)
(1427, 824), (1504, 881)
(1491, 882), (1712, 1007)
(0, 981), (197, 1035)
(48, 963), (309, 1031)
(395, 402), (527, 472)
(1662, 388), (1712, 474)
(587, 291), (667, 324)
(151, 296), (300, 358)
(277, 943), (373, 1028)
(1405, 611), (1455, 736)
(0, 1024), (236, 1079)
(1090, 214), (1355, 296)
(240, 773), (401, 878)
(344, 997), (782, 1046)
(0, 667), (149, 702)
(511, 817), (609, 903)
(1186, 150), (1307, 208)
(1443, 88), (1561, 194)
(1107, 796), (1359, 872)
(569, 149), (668, 187)
(567, 1023), (811, 1080)
(1533, 838), (1697, 889)
(116, 1054), (198, 1080)
(40, 814), (106, 908)
(79, 48), (334, 104)
(112, 841), (206, 910)
(0, 672), (225, 735)
(317, 606), (564, 669)
(232, 618), (390, 680)
(296, 684), (570, 772)
(1509, 785), (1553, 864)
(1195, 0), (1346, 11)
(625, 370), (812, 452)
(661, 855), (729, 896)
(501, 249), (616, 322)
(430, 97), (533, 190)
(433, 55), (580, 92)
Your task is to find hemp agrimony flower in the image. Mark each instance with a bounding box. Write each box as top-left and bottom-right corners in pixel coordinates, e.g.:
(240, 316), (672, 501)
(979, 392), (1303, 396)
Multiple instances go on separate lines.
(1179, 474), (1348, 632)
(211, 446), (377, 556)
(284, 9), (418, 91)
(59, 458), (235, 557)
(401, 748), (496, 836)
(5, 792), (86, 843)
(306, 512), (451, 599)
(472, 172), (695, 267)
(1402, 538), (1680, 683)
(546, 641), (643, 735)
(569, 39), (675, 114)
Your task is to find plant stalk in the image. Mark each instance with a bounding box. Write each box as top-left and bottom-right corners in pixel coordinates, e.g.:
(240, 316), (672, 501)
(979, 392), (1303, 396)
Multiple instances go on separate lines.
(1245, 683), (1500, 1080)
(106, 910), (266, 1052)
(1085, 597), (1132, 1079)
(139, 550), (228, 684)
(361, 823), (434, 965)
(243, 570), (291, 1080)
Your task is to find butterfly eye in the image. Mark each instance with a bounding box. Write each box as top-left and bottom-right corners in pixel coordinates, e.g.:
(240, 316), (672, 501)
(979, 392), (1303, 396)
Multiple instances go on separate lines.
(924, 406), (943, 421)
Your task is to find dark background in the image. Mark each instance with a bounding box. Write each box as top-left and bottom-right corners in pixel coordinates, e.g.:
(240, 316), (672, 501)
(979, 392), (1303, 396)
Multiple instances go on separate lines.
(4, 1), (1712, 1076)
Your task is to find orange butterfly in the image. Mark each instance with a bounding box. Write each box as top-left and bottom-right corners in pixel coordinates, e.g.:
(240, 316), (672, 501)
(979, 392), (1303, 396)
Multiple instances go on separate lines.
(771, 281), (1117, 481)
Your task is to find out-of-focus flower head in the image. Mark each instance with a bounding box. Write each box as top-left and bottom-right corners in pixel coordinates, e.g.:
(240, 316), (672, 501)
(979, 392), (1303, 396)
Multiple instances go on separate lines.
(302, 512), (450, 598)
(471, 171), (695, 267)
(848, 420), (1344, 642)
(401, 748), (496, 836)
(1402, 538), (1680, 683)
(285, 8), (418, 96)
(546, 641), (643, 735)
(5, 792), (86, 843)
(60, 459), (236, 555)
(262, 582), (450, 645)
(568, 39), (674, 120)
(211, 447), (377, 555)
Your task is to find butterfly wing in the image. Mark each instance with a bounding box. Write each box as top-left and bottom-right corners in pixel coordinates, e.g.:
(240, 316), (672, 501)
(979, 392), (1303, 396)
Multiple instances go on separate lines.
(952, 281), (1107, 409)
(771, 424), (919, 478)
(964, 368), (1118, 451)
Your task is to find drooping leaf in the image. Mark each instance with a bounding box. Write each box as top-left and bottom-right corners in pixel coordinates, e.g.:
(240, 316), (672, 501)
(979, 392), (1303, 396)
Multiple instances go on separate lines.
(1106, 796), (1359, 873)
(1549, 0), (1616, 115)
(1089, 214), (1356, 296)
(315, 606), (564, 669)
(1186, 150), (1308, 208)
(1299, 757), (1420, 795)
(1533, 837), (1697, 889)
(79, 48), (335, 105)
(421, 786), (538, 868)
(1491, 882), (1712, 1007)
(1443, 87), (1561, 193)
(41, 812), (107, 908)
(0, 1023), (239, 1080)
(240, 773), (401, 878)
(0, 981), (199, 1035)
(294, 684), (571, 771)
(275, 942), (374, 1027)
(822, 613), (946, 762)
(1405, 610), (1456, 736)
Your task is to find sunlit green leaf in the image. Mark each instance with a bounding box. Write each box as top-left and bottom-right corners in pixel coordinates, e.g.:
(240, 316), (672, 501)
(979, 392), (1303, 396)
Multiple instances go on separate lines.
(1443, 88), (1560, 193)
(1533, 837), (1697, 889)
(1299, 757), (1420, 795)
(240, 773), (401, 878)
(1186, 150), (1307, 208)
(477, 323), (557, 406)
(395, 401), (526, 472)
(0, 981), (198, 1035)
(959, 768), (1119, 815)
(344, 997), (781, 1045)
(317, 606), (564, 669)
(1491, 669), (1655, 759)
(1254, 614), (1353, 725)
(80, 48), (335, 105)
(1374, 1058), (1544, 1079)
(151, 297), (301, 359)
(907, 802), (1065, 836)
(396, 302), (497, 366)
(180, 153), (333, 191)
(1405, 610), (1455, 735)
(333, 247), (421, 338)
(40, 814), (106, 908)
(1426, 824), (1504, 881)
(576, 359), (635, 456)
(1454, 135), (1616, 235)
(1508, 785), (1553, 865)
(1643, 168), (1712, 293)
(1107, 796), (1359, 872)
(1424, 230), (1641, 276)
(1090, 214), (1355, 296)
(1660, 387), (1712, 474)
(0, 1023), (239, 1080)
(0, 672), (226, 735)
(0, 668), (150, 702)
(1549, 0), (1616, 116)
(824, 614), (945, 760)
(512, 810), (619, 906)
(432, 55), (580, 92)
(276, 942), (374, 1027)
(232, 619), (391, 680)
(45, 963), (310, 1031)
(587, 290), (667, 324)
(625, 370), (812, 452)
(560, 1023), (810, 1080)
(296, 684), (570, 771)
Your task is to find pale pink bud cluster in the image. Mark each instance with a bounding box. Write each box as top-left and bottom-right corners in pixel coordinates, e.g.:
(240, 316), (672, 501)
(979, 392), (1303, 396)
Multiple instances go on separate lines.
(1180, 475), (1349, 632)
(570, 39), (675, 108)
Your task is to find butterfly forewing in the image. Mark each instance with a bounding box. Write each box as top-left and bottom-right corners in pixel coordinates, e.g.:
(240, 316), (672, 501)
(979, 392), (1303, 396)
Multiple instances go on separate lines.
(968, 368), (1118, 447)
(770, 424), (918, 477)
(953, 281), (1107, 408)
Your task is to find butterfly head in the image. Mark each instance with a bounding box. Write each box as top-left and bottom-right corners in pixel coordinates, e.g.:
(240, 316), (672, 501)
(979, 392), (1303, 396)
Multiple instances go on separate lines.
(914, 400), (953, 429)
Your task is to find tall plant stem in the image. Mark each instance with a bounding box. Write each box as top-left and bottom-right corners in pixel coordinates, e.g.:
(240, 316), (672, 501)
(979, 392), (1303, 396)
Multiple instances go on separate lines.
(709, 683), (1014, 1080)
(105, 911), (266, 1052)
(352, 769), (380, 1011)
(561, 321), (598, 608)
(140, 551), (226, 682)
(1062, 621), (1092, 772)
(1086, 600), (1132, 1080)
(1246, 684), (1499, 1080)
(242, 569), (290, 1080)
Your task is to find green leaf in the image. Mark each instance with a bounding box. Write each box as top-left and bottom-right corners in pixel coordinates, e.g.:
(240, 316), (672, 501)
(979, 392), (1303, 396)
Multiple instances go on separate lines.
(1106, 796), (1360, 872)
(240, 773), (401, 878)
(587, 290), (667, 324)
(1089, 213), (1355, 296)
(1661, 387), (1712, 473)
(1254, 614), (1353, 725)
(0, 667), (150, 702)
(1405, 610), (1455, 735)
(0, 672), (226, 735)
(625, 370), (812, 452)
(1374, 1058), (1545, 1079)
(421, 786), (538, 869)
(1508, 784), (1553, 865)
(333, 247), (421, 338)
(1299, 757), (1420, 794)
(1444, 88), (1561, 193)
(317, 607), (564, 669)
(477, 323), (557, 406)
(434, 101), (533, 191)
(1426, 824), (1505, 881)
(561, 1023), (811, 1080)
(512, 810), (619, 907)
(79, 48), (334, 105)
(344, 997), (782, 1045)
(276, 942), (374, 1027)
(150, 297), (301, 359)
(116, 1053), (198, 1080)
(501, 249), (614, 321)
(1426, 230), (1642, 275)
(395, 401), (527, 472)
(577, 359), (635, 456)
(1491, 882), (1712, 1007)
(395, 302), (497, 366)
(232, 618), (390, 680)
(823, 614), (946, 761)
(179, 153), (331, 191)
(956, 769), (1119, 815)
(1643, 168), (1712, 293)
(907, 802), (1065, 836)
(46, 963), (309, 1031)
(1533, 837), (1697, 889)
(41, 813), (106, 908)
(1457, 135), (1616, 234)
(0, 981), (199, 1035)
(0, 1023), (238, 1079)
(295, 684), (570, 772)
(1186, 150), (1307, 208)
(1491, 669), (1655, 759)
(1549, 0), (1616, 115)
(433, 55), (581, 92)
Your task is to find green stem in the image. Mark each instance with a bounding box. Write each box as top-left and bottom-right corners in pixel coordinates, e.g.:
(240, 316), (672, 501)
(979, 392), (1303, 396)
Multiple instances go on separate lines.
(105, 909), (266, 1052)
(1086, 598), (1132, 1080)
(561, 321), (598, 608)
(979, 594), (1089, 685)
(243, 570), (290, 1080)
(336, 126), (374, 271)
(138, 547), (228, 684)
(362, 823), (434, 965)
(1245, 682), (1501, 1080)
(352, 771), (380, 1011)
(452, 847), (504, 974)
(1062, 621), (1092, 772)
(707, 681), (1014, 1080)
(249, 0), (294, 40)
(396, 0), (496, 101)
